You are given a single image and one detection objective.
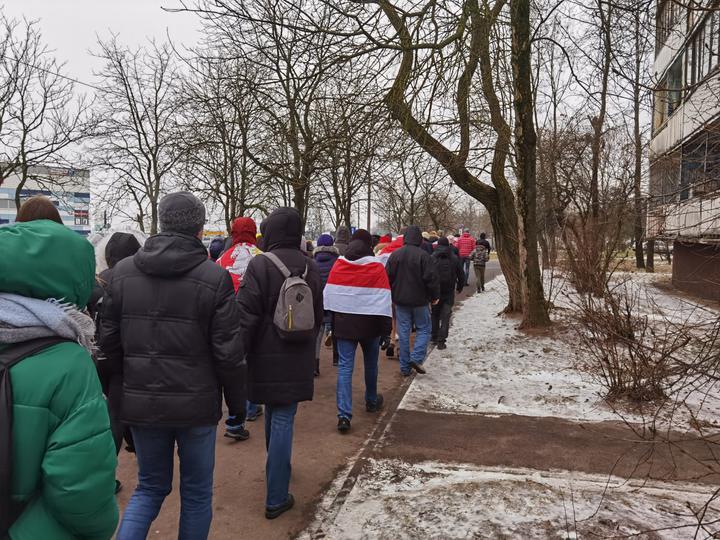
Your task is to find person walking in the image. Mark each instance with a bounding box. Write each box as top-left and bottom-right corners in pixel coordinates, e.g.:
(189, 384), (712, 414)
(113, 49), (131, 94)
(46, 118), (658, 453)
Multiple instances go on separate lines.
(89, 232), (142, 493)
(324, 233), (391, 433)
(334, 225), (351, 256)
(237, 207), (323, 519)
(217, 216), (265, 431)
(456, 228), (476, 287)
(313, 233), (340, 375)
(471, 241), (490, 292)
(0, 219), (118, 540)
(386, 225), (440, 376)
(477, 232), (492, 254)
(431, 237), (465, 349)
(99, 192), (247, 540)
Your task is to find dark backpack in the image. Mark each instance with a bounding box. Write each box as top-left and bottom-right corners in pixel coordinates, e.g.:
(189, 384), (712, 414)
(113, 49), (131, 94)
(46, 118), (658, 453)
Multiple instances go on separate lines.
(434, 255), (456, 296)
(1, 337), (70, 538)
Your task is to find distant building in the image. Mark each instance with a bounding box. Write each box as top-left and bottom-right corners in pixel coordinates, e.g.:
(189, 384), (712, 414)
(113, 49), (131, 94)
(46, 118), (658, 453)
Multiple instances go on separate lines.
(648, 2), (720, 300)
(0, 165), (91, 236)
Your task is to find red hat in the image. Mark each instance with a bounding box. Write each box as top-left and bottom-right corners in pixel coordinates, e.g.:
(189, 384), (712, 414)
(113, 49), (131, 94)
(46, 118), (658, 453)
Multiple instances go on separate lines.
(231, 217), (257, 245)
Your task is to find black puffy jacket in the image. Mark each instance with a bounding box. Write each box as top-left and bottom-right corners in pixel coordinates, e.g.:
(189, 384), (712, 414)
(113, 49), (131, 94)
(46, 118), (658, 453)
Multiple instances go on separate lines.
(238, 207), (323, 405)
(99, 232), (246, 427)
(386, 226), (440, 307)
(432, 245), (465, 303)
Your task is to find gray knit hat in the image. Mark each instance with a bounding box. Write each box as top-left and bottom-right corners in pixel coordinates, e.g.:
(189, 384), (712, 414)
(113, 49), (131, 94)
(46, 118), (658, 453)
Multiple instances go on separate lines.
(158, 192), (206, 235)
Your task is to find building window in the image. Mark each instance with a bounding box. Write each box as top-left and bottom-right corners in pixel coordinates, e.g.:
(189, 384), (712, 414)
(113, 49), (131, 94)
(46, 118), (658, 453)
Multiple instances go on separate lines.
(656, 0), (684, 52)
(653, 55), (683, 131)
(74, 209), (89, 226)
(685, 11), (720, 90)
(681, 134), (707, 200)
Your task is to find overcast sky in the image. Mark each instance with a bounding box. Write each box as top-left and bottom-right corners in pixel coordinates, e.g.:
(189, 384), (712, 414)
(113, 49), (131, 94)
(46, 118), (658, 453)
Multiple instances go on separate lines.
(2, 0), (202, 87)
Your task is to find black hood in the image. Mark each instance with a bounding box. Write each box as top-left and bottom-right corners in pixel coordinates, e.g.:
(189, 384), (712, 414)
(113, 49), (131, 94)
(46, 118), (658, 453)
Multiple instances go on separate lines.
(335, 225), (351, 245)
(134, 233), (209, 277)
(259, 207), (303, 252)
(404, 226), (423, 247)
(433, 245), (451, 258)
(345, 239), (373, 261)
(105, 232), (141, 268)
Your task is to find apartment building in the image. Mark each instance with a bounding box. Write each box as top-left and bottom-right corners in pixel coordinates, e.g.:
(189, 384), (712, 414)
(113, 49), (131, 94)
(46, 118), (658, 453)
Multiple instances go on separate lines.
(648, 1), (720, 300)
(0, 165), (91, 235)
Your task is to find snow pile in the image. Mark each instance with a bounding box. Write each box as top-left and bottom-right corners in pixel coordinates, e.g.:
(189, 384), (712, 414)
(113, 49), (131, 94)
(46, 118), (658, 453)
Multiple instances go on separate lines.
(400, 275), (720, 427)
(304, 459), (719, 540)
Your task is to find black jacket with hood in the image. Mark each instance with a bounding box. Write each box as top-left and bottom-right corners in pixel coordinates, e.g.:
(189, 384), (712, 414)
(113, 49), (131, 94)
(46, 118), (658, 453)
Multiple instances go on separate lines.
(386, 226), (441, 307)
(237, 207), (323, 405)
(331, 239), (392, 341)
(98, 232), (247, 426)
(432, 243), (465, 303)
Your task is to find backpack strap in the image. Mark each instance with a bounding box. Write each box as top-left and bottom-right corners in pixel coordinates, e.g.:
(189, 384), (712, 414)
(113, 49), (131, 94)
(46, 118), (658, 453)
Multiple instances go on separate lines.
(0, 337), (72, 537)
(261, 252), (292, 278)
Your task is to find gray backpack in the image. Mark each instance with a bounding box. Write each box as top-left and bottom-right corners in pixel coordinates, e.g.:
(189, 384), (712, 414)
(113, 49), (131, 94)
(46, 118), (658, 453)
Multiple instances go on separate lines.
(261, 252), (316, 342)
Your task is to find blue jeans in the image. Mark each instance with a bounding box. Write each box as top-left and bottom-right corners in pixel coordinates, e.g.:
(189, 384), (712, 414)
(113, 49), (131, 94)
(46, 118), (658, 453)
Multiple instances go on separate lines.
(247, 401), (261, 418)
(336, 337), (380, 420)
(462, 257), (471, 285)
(396, 304), (432, 375)
(117, 425), (217, 540)
(264, 403), (298, 509)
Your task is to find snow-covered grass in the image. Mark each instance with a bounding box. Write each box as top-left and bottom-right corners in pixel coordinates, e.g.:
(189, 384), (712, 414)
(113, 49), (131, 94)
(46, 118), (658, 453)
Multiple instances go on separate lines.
(302, 458), (720, 540)
(400, 275), (720, 429)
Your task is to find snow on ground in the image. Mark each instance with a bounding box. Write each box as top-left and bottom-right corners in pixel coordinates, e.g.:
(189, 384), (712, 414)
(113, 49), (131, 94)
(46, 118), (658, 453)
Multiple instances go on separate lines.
(399, 275), (720, 428)
(303, 458), (720, 540)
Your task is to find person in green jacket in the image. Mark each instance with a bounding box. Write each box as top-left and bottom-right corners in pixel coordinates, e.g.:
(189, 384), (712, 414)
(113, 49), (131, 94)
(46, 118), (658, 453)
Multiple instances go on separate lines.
(0, 219), (119, 540)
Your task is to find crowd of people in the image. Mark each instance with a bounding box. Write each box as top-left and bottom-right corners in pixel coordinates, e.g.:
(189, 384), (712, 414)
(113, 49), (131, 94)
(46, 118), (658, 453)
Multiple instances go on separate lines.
(1, 193), (491, 539)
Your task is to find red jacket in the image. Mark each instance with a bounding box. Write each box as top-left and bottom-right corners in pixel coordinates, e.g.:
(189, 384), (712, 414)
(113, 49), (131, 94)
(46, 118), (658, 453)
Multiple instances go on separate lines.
(217, 217), (260, 292)
(456, 232), (476, 258)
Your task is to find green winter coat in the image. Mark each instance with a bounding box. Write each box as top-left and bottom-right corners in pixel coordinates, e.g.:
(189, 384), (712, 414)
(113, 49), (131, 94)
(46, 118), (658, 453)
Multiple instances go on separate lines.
(0, 220), (119, 540)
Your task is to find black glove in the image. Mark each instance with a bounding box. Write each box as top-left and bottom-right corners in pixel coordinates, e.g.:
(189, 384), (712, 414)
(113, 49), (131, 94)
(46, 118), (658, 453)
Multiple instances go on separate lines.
(380, 336), (391, 350)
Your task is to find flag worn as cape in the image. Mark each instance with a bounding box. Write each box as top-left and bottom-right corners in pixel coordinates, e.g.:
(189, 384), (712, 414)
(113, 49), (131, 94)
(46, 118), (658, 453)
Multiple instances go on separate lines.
(323, 255), (392, 317)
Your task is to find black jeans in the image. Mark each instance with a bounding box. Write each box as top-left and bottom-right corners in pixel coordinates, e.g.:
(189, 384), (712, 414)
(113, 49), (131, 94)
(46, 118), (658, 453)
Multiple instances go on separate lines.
(431, 300), (453, 343)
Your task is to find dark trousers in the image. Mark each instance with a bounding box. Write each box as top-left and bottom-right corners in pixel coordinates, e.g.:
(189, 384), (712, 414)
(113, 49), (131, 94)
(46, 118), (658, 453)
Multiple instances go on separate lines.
(431, 299), (453, 343)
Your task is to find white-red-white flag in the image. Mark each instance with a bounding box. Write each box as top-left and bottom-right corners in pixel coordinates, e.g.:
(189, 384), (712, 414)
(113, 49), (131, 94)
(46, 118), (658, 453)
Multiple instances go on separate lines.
(323, 256), (392, 317)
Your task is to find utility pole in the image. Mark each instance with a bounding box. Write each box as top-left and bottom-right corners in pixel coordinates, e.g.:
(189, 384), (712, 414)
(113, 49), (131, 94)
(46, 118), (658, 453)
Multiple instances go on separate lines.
(366, 175), (372, 230)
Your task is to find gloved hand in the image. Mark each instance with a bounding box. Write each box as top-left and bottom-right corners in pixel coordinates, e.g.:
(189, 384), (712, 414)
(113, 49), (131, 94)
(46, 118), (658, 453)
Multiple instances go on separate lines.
(380, 336), (391, 350)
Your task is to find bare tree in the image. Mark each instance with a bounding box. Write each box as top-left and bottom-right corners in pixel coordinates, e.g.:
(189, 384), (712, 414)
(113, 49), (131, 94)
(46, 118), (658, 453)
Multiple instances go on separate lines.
(178, 53), (270, 232)
(91, 38), (182, 234)
(0, 15), (92, 207)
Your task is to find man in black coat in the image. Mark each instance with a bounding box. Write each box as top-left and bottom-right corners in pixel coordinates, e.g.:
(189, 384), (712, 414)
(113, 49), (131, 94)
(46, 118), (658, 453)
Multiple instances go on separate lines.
(431, 237), (465, 350)
(99, 192), (246, 539)
(237, 207), (323, 519)
(386, 225), (440, 376)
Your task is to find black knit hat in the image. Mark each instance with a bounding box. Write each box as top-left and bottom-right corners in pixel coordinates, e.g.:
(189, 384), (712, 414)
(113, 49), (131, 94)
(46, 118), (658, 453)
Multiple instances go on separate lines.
(159, 192), (206, 235)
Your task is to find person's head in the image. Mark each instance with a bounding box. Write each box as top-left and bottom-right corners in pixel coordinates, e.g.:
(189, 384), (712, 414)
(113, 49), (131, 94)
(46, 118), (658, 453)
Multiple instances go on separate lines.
(158, 192), (206, 238)
(259, 207), (303, 252)
(463, 228), (470, 235)
(421, 231), (430, 241)
(317, 233), (334, 247)
(403, 225), (423, 247)
(306, 240), (314, 253)
(379, 234), (392, 244)
(105, 232), (141, 269)
(344, 238), (374, 261)
(351, 228), (373, 248)
(231, 216), (257, 245)
(15, 196), (63, 225)
(437, 237), (450, 247)
(480, 232), (487, 239)
(371, 234), (381, 248)
(208, 237), (225, 260)
(0, 220), (95, 308)
(335, 225), (350, 245)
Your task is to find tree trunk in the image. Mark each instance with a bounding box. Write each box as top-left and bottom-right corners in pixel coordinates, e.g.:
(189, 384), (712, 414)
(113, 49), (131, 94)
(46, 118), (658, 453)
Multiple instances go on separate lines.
(511, 0), (550, 327)
(633, 13), (645, 269)
(646, 239), (655, 272)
